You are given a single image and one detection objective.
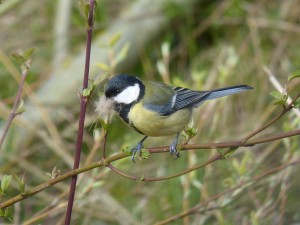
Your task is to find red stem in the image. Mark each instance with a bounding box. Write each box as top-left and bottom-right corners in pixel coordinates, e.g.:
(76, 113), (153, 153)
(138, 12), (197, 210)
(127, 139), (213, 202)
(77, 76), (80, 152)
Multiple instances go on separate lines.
(64, 1), (95, 224)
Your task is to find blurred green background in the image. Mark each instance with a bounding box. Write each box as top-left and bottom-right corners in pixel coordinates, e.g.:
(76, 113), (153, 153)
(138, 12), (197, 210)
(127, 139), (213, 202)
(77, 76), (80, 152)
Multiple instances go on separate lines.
(1, 0), (300, 224)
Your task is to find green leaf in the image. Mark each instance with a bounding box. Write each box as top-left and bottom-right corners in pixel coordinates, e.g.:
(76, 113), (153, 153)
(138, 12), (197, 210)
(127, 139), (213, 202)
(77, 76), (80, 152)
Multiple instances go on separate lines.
(11, 52), (25, 64)
(270, 91), (287, 106)
(121, 146), (132, 155)
(141, 148), (150, 159)
(183, 126), (198, 140)
(0, 209), (4, 217)
(225, 147), (239, 158)
(82, 88), (91, 97)
(96, 62), (111, 71)
(1, 175), (12, 194)
(272, 99), (286, 106)
(109, 33), (121, 47)
(270, 91), (283, 99)
(16, 99), (25, 115)
(13, 174), (26, 193)
(19, 180), (25, 193)
(97, 117), (109, 132)
(82, 80), (96, 97)
(293, 99), (300, 108)
(92, 181), (104, 188)
(112, 42), (130, 67)
(161, 42), (170, 59)
(11, 48), (35, 65)
(79, 0), (90, 19)
(288, 70), (300, 81)
(219, 147), (239, 159)
(24, 47), (35, 60)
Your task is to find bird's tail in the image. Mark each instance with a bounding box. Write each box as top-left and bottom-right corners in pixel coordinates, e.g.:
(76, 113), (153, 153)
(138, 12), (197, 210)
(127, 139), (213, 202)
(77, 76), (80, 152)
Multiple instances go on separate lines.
(205, 85), (253, 100)
(192, 85), (252, 107)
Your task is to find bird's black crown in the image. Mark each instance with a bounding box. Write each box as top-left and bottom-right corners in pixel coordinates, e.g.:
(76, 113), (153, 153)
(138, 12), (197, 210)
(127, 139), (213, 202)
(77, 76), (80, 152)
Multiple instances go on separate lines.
(105, 74), (143, 98)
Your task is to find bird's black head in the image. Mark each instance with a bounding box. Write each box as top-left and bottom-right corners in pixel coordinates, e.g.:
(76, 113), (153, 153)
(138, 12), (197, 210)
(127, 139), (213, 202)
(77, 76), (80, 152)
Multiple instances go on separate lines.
(105, 74), (145, 104)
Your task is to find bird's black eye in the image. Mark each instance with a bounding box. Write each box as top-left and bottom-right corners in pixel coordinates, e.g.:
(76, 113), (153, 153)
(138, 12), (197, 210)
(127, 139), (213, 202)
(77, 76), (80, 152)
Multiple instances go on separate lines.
(115, 89), (120, 94)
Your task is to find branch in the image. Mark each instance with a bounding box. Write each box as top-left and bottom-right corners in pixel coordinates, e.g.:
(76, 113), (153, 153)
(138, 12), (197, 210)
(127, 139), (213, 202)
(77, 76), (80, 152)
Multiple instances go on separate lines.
(65, 0), (96, 224)
(154, 158), (300, 225)
(106, 92), (300, 180)
(1, 127), (299, 210)
(1, 91), (300, 209)
(0, 64), (29, 149)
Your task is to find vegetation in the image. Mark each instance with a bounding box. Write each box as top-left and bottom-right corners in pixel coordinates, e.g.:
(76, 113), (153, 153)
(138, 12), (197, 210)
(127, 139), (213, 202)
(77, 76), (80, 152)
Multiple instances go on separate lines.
(0, 0), (300, 224)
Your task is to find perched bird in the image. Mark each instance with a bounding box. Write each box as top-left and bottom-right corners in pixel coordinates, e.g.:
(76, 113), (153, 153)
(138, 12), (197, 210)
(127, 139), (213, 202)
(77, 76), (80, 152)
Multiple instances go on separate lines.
(104, 74), (252, 162)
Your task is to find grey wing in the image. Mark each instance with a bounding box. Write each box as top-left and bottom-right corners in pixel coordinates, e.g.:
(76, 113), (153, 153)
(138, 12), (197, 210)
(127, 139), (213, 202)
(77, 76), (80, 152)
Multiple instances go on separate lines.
(172, 87), (210, 111)
(144, 87), (210, 115)
(144, 84), (252, 116)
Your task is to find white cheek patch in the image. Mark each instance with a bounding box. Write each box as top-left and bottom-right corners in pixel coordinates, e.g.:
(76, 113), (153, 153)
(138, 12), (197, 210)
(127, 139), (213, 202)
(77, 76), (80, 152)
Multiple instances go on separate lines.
(113, 83), (140, 104)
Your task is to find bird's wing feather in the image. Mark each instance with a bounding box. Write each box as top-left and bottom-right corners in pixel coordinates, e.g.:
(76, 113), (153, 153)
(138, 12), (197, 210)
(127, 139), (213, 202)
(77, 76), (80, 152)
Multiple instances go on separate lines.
(172, 87), (210, 110)
(142, 81), (176, 115)
(142, 82), (252, 116)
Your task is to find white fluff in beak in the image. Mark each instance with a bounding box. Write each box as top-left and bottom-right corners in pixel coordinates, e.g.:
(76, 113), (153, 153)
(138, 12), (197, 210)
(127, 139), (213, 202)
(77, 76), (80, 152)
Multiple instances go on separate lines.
(94, 95), (114, 122)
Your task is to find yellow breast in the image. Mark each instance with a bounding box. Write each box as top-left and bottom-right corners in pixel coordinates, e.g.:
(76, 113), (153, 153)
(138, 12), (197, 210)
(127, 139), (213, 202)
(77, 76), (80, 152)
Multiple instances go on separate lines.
(127, 102), (192, 137)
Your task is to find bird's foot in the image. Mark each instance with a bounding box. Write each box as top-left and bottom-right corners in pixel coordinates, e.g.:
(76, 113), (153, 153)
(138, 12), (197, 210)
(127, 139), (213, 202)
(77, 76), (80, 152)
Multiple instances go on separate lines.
(130, 136), (148, 163)
(130, 142), (144, 163)
(170, 133), (180, 159)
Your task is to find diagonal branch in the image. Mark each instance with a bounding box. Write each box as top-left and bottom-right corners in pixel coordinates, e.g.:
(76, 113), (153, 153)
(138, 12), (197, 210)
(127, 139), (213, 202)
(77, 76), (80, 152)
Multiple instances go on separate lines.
(0, 65), (29, 149)
(0, 128), (299, 209)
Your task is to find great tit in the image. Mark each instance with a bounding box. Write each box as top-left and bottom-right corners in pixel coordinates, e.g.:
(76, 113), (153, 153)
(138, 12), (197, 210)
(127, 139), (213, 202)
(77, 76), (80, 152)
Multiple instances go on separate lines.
(104, 74), (252, 162)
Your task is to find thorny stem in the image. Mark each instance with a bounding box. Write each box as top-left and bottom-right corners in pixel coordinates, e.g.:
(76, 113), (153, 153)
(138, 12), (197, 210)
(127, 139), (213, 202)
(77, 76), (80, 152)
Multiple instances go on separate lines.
(0, 65), (29, 149)
(64, 0), (95, 224)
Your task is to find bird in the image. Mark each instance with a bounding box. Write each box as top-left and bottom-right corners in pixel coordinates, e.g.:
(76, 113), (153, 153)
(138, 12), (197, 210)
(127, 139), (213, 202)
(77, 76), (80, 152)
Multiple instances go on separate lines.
(104, 74), (252, 162)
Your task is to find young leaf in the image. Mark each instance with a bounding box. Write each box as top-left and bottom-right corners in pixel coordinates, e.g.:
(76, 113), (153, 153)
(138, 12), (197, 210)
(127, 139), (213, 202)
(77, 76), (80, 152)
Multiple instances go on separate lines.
(82, 88), (92, 97)
(96, 62), (111, 71)
(79, 0), (90, 19)
(121, 146), (132, 155)
(4, 207), (13, 222)
(293, 99), (300, 108)
(16, 99), (26, 115)
(109, 33), (121, 47)
(112, 42), (130, 67)
(288, 70), (300, 81)
(270, 91), (283, 99)
(270, 91), (287, 106)
(13, 174), (26, 193)
(11, 52), (25, 64)
(1, 175), (12, 194)
(141, 148), (150, 159)
(24, 47), (35, 60)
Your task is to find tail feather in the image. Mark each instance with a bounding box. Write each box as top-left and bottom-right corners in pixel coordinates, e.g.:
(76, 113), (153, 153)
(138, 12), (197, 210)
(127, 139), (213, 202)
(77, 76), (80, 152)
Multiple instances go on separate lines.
(205, 85), (253, 101)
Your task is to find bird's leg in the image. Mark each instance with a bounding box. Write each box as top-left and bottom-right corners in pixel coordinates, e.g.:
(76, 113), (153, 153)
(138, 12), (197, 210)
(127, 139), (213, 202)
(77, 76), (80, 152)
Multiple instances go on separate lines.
(170, 133), (180, 159)
(130, 136), (148, 162)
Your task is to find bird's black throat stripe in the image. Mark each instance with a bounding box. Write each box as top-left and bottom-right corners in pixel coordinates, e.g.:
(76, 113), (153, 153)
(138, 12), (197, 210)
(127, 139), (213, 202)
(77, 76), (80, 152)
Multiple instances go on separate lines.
(114, 103), (145, 135)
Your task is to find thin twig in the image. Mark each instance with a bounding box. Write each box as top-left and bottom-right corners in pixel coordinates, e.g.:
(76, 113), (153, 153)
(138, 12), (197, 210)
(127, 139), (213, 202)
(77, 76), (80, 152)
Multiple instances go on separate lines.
(241, 92), (300, 142)
(65, 0), (95, 224)
(0, 65), (29, 149)
(106, 92), (300, 181)
(1, 128), (300, 209)
(154, 159), (300, 225)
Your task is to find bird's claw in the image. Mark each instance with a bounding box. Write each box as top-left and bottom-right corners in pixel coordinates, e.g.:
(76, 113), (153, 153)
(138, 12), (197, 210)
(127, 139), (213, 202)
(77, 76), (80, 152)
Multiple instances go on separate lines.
(130, 142), (143, 163)
(170, 133), (180, 159)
